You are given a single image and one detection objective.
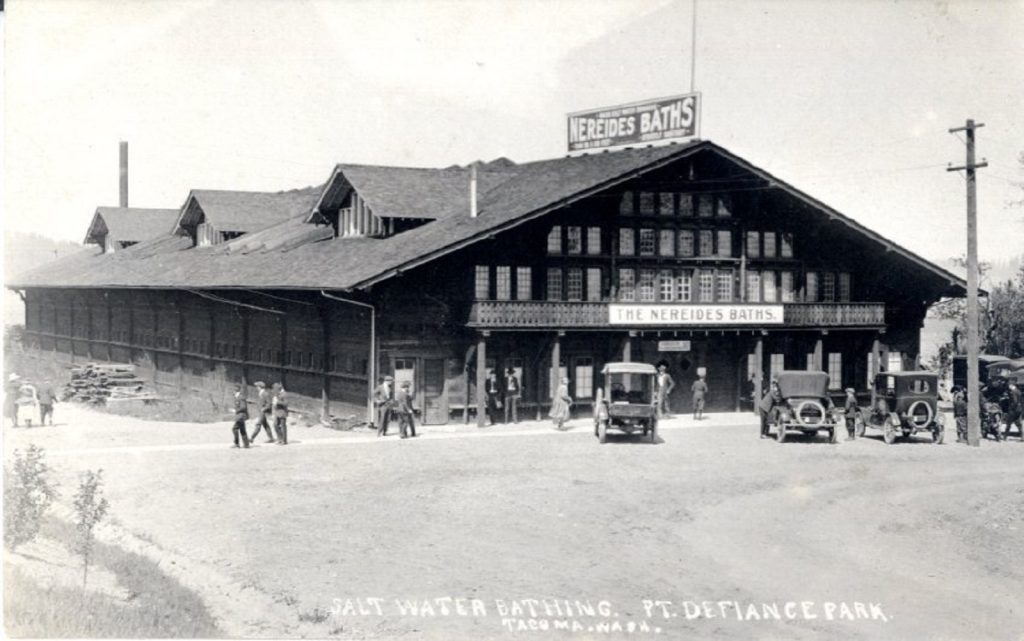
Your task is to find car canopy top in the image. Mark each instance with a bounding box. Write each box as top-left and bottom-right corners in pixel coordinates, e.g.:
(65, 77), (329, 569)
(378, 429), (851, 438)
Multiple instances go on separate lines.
(602, 362), (658, 376)
(987, 359), (1024, 376)
(876, 371), (938, 395)
(775, 371), (830, 398)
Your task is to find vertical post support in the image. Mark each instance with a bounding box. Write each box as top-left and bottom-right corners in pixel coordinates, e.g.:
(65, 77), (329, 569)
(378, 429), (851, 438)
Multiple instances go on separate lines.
(319, 303), (331, 423)
(753, 334), (764, 415)
(813, 334), (824, 371)
(870, 334), (881, 407)
(476, 332), (488, 427)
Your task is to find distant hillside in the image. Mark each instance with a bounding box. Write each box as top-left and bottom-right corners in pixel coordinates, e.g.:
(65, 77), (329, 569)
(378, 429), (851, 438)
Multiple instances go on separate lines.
(3, 231), (90, 327)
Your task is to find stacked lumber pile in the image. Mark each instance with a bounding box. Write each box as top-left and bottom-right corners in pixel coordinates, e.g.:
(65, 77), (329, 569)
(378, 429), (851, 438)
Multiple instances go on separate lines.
(62, 363), (154, 404)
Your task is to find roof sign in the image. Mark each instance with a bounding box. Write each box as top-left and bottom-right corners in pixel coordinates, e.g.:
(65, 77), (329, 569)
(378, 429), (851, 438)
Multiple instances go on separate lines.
(567, 93), (700, 152)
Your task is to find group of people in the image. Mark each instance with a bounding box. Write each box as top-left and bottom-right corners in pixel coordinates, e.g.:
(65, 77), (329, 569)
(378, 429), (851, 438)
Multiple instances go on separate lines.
(951, 380), (1023, 442)
(230, 381), (289, 449)
(653, 364), (708, 421)
(373, 375), (418, 438)
(484, 367), (523, 426)
(5, 373), (57, 428)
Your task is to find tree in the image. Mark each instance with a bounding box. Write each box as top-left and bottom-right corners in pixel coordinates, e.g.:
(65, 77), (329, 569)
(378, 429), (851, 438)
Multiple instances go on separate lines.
(3, 445), (59, 552)
(73, 469), (110, 589)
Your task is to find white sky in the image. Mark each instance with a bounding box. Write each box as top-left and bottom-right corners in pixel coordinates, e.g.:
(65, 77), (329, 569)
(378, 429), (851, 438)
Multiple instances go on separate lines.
(3, 0), (1023, 262)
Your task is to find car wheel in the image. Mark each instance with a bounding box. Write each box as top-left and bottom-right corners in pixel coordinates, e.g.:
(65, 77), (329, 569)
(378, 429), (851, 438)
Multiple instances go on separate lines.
(883, 416), (898, 445)
(598, 420), (607, 444)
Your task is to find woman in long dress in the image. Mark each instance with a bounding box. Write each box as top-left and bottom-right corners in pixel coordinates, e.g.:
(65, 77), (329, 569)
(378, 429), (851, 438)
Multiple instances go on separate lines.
(549, 376), (573, 430)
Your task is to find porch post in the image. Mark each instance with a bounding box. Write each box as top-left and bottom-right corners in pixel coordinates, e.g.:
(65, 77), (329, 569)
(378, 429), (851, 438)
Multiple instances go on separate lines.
(813, 334), (824, 371)
(623, 330), (636, 362)
(476, 332), (488, 427)
(870, 333), (881, 406)
(753, 334), (764, 415)
(550, 331), (562, 401)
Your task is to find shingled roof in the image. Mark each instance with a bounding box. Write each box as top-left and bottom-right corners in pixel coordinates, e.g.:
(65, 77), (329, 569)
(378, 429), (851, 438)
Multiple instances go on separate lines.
(83, 207), (180, 246)
(9, 141), (968, 297)
(175, 186), (322, 234)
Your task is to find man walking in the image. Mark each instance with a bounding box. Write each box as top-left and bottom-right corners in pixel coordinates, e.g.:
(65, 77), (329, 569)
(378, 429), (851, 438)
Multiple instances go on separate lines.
(38, 380), (57, 426)
(272, 382), (289, 445)
(231, 385), (251, 449)
(656, 363), (675, 418)
(394, 380), (415, 439)
(374, 376), (394, 436)
(758, 380), (781, 438)
(249, 381), (276, 443)
(843, 387), (858, 441)
(504, 367), (520, 424)
(690, 374), (708, 421)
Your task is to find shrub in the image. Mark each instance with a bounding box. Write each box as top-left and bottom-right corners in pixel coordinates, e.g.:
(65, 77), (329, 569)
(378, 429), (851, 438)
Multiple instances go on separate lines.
(3, 444), (59, 552)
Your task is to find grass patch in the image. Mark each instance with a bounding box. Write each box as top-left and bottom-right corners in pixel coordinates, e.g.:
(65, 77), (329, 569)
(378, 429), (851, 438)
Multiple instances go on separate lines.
(4, 517), (222, 638)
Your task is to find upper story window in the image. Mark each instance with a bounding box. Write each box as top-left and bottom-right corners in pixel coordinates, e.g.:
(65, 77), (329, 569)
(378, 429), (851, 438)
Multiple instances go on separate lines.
(780, 233), (794, 258)
(716, 194), (733, 217)
(678, 230), (695, 257)
(675, 271), (693, 302)
(586, 227), (601, 255)
(746, 231), (760, 258)
(566, 226), (582, 254)
(763, 232), (777, 258)
(839, 272), (851, 302)
(698, 230), (714, 257)
(659, 230), (675, 257)
(697, 194), (714, 217)
(659, 193), (675, 216)
(619, 228), (635, 256)
(587, 268), (602, 302)
(639, 192), (656, 215)
(781, 271), (795, 302)
(619, 191), (634, 215)
(619, 268), (636, 302)
(517, 267), (532, 300)
(746, 270), (761, 302)
(547, 226), (562, 254)
(678, 194), (694, 217)
(698, 269), (715, 302)
(805, 271), (819, 303)
(763, 271), (778, 303)
(822, 272), (836, 302)
(639, 228), (656, 256)
(546, 268), (562, 301)
(566, 268), (584, 301)
(638, 269), (656, 302)
(496, 266), (511, 301)
(659, 270), (675, 302)
(717, 230), (733, 258)
(475, 265), (490, 300)
(716, 269), (734, 302)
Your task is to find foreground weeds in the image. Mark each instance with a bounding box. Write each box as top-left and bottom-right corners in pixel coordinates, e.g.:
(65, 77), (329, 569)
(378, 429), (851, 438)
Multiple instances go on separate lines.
(4, 517), (222, 638)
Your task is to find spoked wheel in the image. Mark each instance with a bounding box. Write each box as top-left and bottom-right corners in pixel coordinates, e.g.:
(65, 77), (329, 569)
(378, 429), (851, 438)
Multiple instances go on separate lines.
(776, 422), (787, 443)
(598, 420), (608, 444)
(883, 416), (898, 445)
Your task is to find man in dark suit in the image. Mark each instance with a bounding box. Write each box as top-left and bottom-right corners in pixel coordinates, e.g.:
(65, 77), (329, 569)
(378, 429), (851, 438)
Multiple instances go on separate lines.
(485, 370), (502, 426)
(374, 376), (394, 436)
(504, 367), (520, 424)
(394, 381), (415, 439)
(231, 385), (251, 449)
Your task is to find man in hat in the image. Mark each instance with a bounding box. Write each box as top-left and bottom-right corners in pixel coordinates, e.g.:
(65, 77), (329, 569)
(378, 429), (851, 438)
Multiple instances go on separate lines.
(843, 387), (859, 441)
(690, 374), (708, 420)
(37, 380), (57, 427)
(758, 379), (782, 438)
(374, 375), (394, 436)
(272, 382), (289, 445)
(248, 381), (276, 443)
(394, 380), (415, 439)
(231, 384), (251, 449)
(504, 367), (520, 424)
(485, 370), (502, 426)
(952, 386), (968, 443)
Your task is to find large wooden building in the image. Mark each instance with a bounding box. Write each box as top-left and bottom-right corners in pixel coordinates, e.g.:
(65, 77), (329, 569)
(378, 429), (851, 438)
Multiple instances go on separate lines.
(8, 141), (966, 424)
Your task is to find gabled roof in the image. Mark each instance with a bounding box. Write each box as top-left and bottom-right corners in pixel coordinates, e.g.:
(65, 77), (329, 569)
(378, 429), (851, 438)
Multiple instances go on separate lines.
(310, 162), (515, 221)
(8, 140), (969, 298)
(175, 186), (322, 234)
(83, 207), (179, 245)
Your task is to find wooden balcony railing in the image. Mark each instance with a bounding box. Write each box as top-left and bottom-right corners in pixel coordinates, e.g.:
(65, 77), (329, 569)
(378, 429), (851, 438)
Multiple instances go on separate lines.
(467, 301), (886, 329)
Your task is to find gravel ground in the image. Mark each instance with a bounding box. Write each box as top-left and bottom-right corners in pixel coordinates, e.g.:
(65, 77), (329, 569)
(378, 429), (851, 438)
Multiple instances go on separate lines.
(4, 404), (1022, 641)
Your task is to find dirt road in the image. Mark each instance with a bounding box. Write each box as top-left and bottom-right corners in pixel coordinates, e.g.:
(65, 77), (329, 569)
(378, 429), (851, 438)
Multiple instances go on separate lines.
(5, 405), (1022, 640)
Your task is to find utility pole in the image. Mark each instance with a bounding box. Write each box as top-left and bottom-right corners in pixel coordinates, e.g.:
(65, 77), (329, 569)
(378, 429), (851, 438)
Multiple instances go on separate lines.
(947, 119), (987, 447)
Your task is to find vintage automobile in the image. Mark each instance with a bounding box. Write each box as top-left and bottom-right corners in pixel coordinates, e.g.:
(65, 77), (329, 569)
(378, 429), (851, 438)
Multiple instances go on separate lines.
(593, 362), (659, 444)
(856, 372), (945, 444)
(771, 371), (839, 443)
(952, 354), (1008, 390)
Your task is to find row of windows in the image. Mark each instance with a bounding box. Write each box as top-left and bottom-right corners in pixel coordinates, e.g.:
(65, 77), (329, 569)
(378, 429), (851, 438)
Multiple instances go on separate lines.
(475, 266), (533, 301)
(620, 191), (733, 218)
(549, 226), (796, 260)
(617, 268), (735, 303)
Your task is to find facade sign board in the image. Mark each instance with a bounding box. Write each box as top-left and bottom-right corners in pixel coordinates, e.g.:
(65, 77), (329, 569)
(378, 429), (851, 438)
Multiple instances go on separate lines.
(657, 340), (692, 352)
(608, 304), (784, 326)
(567, 93), (700, 152)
